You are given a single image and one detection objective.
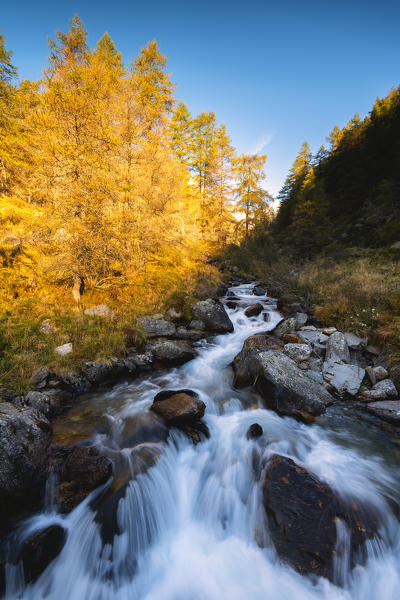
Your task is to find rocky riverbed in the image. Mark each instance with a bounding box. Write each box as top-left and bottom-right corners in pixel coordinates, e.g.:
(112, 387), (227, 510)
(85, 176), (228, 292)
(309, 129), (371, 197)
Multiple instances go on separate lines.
(1, 280), (400, 599)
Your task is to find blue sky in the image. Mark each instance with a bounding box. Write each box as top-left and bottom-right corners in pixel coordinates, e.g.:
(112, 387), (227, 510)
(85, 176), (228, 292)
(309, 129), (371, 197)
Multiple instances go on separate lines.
(2, 0), (400, 194)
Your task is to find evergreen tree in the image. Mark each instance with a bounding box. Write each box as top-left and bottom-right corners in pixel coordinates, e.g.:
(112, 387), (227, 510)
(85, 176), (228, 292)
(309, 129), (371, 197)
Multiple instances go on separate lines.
(288, 169), (331, 257)
(275, 141), (312, 233)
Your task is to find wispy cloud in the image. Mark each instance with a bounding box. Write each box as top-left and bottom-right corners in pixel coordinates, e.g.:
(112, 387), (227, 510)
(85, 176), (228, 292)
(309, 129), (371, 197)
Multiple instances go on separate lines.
(250, 132), (275, 155)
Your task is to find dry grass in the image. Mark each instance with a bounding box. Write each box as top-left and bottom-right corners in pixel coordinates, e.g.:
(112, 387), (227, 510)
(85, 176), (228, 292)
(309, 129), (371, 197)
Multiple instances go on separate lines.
(0, 261), (221, 393)
(257, 252), (400, 363)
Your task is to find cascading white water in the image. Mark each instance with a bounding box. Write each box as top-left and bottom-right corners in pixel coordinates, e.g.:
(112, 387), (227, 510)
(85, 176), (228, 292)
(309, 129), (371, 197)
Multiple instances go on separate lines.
(3, 283), (400, 599)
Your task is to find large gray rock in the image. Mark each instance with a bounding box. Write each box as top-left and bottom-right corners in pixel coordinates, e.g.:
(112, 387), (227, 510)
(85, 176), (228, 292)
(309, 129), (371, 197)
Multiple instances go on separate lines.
(80, 361), (115, 384)
(373, 379), (398, 398)
(344, 332), (367, 351)
(191, 299), (233, 333)
(175, 326), (204, 341)
(59, 370), (90, 394)
(325, 331), (350, 363)
(273, 318), (297, 339)
(322, 360), (365, 395)
(232, 333), (283, 388)
(24, 391), (53, 417)
(137, 315), (176, 338)
(80, 359), (136, 385)
(31, 366), (51, 390)
(298, 330), (329, 345)
(0, 403), (52, 520)
(294, 312), (308, 329)
(373, 366), (389, 381)
(361, 389), (385, 401)
(362, 379), (398, 400)
(150, 340), (197, 366)
(283, 343), (311, 363)
(365, 400), (400, 424)
(252, 350), (333, 421)
(262, 455), (379, 582)
(188, 319), (205, 330)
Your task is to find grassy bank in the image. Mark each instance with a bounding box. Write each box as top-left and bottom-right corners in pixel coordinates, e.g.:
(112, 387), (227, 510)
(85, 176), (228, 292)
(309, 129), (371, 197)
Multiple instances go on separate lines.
(0, 263), (222, 393)
(0, 197), (223, 392)
(222, 244), (400, 364)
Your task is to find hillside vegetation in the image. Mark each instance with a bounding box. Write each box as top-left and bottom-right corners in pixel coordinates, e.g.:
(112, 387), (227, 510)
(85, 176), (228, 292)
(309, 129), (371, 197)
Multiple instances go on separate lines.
(274, 85), (400, 257)
(223, 84), (400, 361)
(0, 17), (273, 390)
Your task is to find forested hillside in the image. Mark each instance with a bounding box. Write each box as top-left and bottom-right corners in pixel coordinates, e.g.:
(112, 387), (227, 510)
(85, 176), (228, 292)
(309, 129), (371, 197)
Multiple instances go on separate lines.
(274, 86), (400, 257)
(224, 85), (400, 363)
(0, 16), (272, 389)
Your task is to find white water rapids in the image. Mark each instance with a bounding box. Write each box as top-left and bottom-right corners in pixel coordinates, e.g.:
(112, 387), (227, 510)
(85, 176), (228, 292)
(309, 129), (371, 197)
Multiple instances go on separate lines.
(3, 283), (400, 599)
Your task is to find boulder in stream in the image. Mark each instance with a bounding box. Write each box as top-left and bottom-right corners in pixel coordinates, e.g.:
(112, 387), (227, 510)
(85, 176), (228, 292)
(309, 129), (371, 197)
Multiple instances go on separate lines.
(18, 525), (67, 584)
(232, 333), (283, 388)
(151, 389), (209, 444)
(253, 350), (334, 421)
(151, 389), (205, 422)
(253, 285), (266, 296)
(365, 400), (400, 425)
(262, 455), (379, 582)
(52, 445), (112, 513)
(233, 337), (333, 421)
(244, 303), (263, 318)
(0, 403), (52, 523)
(246, 423), (263, 439)
(150, 339), (197, 366)
(191, 299), (234, 333)
(322, 360), (365, 396)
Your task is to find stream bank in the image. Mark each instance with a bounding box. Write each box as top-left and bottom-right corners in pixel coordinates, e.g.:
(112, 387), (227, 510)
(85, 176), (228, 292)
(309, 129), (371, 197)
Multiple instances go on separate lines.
(1, 280), (400, 599)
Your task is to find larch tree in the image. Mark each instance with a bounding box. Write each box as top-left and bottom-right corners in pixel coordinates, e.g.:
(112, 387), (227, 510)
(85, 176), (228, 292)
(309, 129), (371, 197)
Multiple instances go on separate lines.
(213, 123), (236, 243)
(189, 111), (218, 238)
(170, 101), (193, 165)
(37, 17), (126, 289)
(0, 33), (18, 193)
(234, 153), (268, 243)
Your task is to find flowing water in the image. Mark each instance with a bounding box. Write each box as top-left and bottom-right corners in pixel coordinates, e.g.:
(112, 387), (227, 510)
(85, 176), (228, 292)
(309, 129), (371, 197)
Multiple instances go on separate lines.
(3, 284), (400, 599)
